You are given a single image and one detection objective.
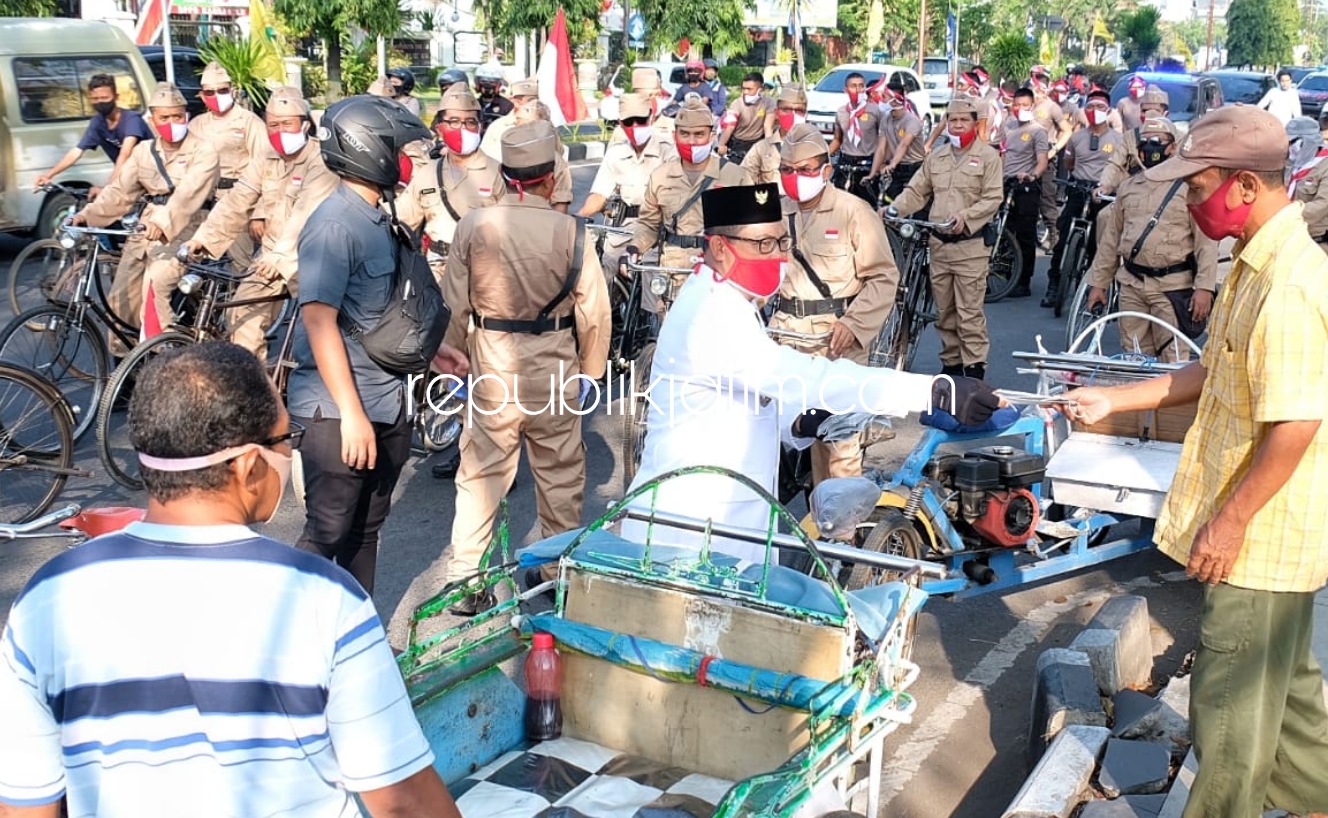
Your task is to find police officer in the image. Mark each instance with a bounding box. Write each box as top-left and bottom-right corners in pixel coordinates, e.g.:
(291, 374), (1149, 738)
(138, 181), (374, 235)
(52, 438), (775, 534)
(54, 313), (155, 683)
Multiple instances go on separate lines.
(189, 62), (270, 273)
(775, 124), (900, 481)
(742, 84), (807, 184)
(890, 97), (1003, 379)
(479, 77), (539, 160)
(869, 83), (928, 202)
(1286, 116), (1328, 252)
(443, 120), (610, 613)
(580, 92), (677, 273)
(828, 72), (883, 204)
(718, 72), (774, 163)
(397, 86), (503, 284)
(1001, 88), (1050, 299)
(1100, 85), (1170, 193)
(387, 67), (421, 117)
(1084, 117), (1217, 362)
(184, 86), (338, 358)
(1044, 88), (1123, 307)
(71, 83), (219, 339)
(475, 65), (513, 134)
(1117, 76), (1147, 132)
(630, 99), (750, 300)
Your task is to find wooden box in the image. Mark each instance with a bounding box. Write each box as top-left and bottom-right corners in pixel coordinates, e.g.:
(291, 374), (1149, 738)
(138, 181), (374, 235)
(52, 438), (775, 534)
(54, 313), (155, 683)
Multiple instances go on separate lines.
(1072, 402), (1198, 445)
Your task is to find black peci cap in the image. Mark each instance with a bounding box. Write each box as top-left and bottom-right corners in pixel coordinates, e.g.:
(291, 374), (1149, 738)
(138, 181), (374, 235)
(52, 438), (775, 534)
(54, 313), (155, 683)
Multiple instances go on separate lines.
(702, 184), (782, 231)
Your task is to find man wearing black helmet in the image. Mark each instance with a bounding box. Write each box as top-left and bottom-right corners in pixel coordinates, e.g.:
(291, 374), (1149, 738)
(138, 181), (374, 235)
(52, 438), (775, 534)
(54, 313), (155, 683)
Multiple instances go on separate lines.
(437, 67), (469, 97)
(474, 65), (513, 134)
(387, 67), (420, 117)
(291, 96), (467, 594)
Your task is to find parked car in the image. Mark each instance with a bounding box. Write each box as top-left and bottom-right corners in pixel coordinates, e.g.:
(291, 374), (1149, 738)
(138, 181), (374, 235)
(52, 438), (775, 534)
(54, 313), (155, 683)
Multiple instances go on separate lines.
(138, 45), (208, 117)
(0, 18), (158, 238)
(1281, 65), (1321, 85)
(1298, 71), (1328, 118)
(921, 56), (974, 107)
(1201, 69), (1275, 105)
(1108, 71), (1222, 136)
(805, 63), (934, 141)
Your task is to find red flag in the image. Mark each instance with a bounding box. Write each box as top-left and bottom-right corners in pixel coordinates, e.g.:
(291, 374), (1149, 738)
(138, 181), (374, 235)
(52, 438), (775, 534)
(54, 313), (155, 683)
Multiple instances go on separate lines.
(135, 0), (169, 45)
(536, 8), (588, 127)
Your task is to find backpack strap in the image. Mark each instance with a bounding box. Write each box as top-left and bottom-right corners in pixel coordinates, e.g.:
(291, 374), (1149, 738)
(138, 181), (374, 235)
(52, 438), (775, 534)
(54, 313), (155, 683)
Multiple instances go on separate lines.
(1127, 179), (1184, 263)
(535, 216), (587, 333)
(786, 212), (833, 299)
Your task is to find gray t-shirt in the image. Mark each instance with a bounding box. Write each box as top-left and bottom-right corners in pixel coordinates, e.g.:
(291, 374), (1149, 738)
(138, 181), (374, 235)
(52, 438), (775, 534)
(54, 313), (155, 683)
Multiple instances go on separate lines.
(1001, 120), (1050, 178)
(288, 185), (405, 424)
(1065, 127), (1124, 182)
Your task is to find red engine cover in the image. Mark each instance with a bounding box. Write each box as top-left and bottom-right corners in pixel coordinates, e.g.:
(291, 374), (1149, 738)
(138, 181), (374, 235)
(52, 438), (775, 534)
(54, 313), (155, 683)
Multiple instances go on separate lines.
(972, 488), (1041, 547)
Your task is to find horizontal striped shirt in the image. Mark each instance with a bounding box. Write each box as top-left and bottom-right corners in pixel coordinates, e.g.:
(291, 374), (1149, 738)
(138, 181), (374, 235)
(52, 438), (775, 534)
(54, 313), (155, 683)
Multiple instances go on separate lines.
(0, 523), (433, 817)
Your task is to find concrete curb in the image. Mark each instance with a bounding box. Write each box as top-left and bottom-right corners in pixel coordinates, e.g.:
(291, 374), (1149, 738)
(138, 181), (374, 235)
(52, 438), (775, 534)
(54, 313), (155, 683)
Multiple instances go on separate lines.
(1003, 725), (1111, 818)
(566, 141), (607, 162)
(1070, 595), (1153, 695)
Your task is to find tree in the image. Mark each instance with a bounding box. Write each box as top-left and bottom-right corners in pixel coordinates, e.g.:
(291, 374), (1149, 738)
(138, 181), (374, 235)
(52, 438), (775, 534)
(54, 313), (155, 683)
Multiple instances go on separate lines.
(632, 0), (752, 56)
(274, 0), (403, 101)
(485, 0), (601, 43)
(0, 0), (56, 14)
(1227, 0), (1297, 68)
(1119, 5), (1162, 65)
(984, 31), (1036, 84)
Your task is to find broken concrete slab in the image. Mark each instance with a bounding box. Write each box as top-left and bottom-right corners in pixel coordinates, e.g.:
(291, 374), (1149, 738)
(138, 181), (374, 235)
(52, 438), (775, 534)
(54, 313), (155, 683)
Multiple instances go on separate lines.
(1079, 794), (1169, 818)
(1099, 738), (1171, 798)
(1150, 674), (1191, 752)
(1003, 725), (1111, 818)
(1029, 648), (1108, 766)
(1113, 689), (1164, 739)
(1071, 595), (1153, 695)
(1157, 749), (1197, 818)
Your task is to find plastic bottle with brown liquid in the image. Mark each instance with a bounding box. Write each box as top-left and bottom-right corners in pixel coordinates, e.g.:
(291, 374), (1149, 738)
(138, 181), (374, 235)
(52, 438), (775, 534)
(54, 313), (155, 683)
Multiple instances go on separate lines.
(524, 632), (563, 741)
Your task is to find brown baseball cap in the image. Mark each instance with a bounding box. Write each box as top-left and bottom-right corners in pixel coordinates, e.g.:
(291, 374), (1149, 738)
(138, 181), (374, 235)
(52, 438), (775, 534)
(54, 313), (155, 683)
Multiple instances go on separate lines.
(1144, 106), (1288, 181)
(780, 123), (828, 162)
(502, 120), (558, 169)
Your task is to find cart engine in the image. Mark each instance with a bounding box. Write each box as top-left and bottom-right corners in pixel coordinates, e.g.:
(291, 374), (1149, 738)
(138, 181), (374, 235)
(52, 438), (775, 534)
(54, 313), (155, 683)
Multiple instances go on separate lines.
(925, 445), (1046, 548)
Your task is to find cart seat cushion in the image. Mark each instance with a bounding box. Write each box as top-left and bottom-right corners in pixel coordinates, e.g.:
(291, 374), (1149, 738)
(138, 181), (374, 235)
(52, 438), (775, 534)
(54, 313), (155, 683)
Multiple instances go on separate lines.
(448, 735), (736, 818)
(518, 531), (927, 642)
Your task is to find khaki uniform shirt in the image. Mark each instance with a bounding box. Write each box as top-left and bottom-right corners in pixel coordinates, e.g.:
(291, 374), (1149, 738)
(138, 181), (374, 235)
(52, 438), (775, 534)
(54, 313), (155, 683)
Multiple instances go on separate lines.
(82, 136), (219, 240)
(1290, 156), (1328, 243)
(893, 139), (1003, 260)
(397, 151), (504, 246)
(1099, 126), (1145, 193)
(775, 185), (899, 359)
(882, 110), (926, 165)
(442, 195), (611, 402)
(742, 134), (785, 184)
(1033, 99), (1069, 149)
(589, 136), (677, 207)
(1087, 171), (1219, 294)
(633, 156), (751, 264)
(479, 112), (517, 161)
(726, 96), (775, 142)
(186, 107), (271, 189)
(1117, 97), (1143, 132)
(192, 140), (338, 281)
(1065, 127), (1124, 182)
(836, 101), (883, 158)
(1001, 120), (1050, 178)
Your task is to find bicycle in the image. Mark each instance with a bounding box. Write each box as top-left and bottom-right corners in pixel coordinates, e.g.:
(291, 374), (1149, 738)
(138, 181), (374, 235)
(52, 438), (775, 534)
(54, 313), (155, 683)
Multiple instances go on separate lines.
(831, 153), (876, 204)
(1063, 190), (1117, 349)
(96, 256), (295, 490)
(0, 218), (144, 442)
(1051, 178), (1102, 319)
(0, 362), (86, 523)
(7, 183), (105, 316)
(870, 215), (952, 371)
(983, 186), (1023, 303)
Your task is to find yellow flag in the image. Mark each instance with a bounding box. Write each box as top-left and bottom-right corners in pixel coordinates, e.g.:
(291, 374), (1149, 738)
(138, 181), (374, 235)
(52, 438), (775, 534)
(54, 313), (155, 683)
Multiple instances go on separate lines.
(1039, 30), (1054, 65)
(1093, 16), (1113, 43)
(249, 0), (287, 87)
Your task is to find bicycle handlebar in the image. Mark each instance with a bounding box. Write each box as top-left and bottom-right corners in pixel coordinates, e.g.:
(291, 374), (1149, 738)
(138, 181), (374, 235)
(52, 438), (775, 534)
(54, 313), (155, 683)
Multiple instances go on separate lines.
(62, 223), (142, 238)
(625, 260), (694, 275)
(38, 182), (88, 200)
(587, 223), (634, 236)
(766, 327), (833, 343)
(1055, 178), (1098, 190)
(884, 214), (958, 232)
(0, 503), (81, 540)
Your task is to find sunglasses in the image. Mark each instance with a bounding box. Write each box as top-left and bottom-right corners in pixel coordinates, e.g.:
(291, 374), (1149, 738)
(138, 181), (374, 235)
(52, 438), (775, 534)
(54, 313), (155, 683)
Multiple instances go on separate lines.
(201, 87), (232, 97)
(259, 421), (305, 451)
(724, 234), (793, 254)
(778, 164), (824, 177)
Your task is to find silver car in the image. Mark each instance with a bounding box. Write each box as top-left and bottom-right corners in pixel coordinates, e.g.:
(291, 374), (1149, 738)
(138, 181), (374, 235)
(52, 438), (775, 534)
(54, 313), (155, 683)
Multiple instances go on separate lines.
(922, 57), (974, 107)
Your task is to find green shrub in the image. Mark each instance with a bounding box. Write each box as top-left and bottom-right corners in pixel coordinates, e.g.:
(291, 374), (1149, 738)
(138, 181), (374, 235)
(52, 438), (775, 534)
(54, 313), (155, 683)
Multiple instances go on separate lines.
(196, 36), (276, 111)
(718, 65), (760, 87)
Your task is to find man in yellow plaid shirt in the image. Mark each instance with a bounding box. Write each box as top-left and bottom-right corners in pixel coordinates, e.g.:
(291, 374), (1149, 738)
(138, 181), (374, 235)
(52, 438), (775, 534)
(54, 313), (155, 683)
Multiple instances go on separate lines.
(1067, 106), (1328, 818)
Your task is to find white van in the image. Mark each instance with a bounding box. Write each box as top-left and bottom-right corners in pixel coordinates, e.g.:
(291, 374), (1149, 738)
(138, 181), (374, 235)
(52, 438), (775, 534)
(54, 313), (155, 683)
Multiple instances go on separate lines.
(0, 19), (157, 238)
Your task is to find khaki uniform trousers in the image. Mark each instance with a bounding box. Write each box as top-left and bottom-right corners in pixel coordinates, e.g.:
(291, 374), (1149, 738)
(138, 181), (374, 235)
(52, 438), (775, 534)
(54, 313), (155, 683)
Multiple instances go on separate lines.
(448, 392), (585, 583)
(929, 239), (990, 367)
(229, 273), (293, 361)
(1040, 159), (1060, 249)
(139, 212), (207, 336)
(1116, 283), (1191, 363)
(770, 311), (864, 483)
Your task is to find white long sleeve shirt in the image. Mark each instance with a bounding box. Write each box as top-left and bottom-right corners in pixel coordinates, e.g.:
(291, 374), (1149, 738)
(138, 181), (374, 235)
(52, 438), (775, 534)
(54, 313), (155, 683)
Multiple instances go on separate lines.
(1257, 87), (1302, 124)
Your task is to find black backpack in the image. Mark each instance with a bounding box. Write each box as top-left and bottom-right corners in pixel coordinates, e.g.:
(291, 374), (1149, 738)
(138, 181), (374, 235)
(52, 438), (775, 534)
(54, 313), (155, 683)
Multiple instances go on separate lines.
(340, 224), (452, 377)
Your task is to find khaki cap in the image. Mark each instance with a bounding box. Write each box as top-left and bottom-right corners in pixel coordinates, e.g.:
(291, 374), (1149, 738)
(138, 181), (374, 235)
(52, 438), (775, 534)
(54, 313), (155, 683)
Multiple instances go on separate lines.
(502, 120), (558, 169)
(632, 67), (661, 91)
(1141, 85), (1170, 108)
(779, 122), (828, 162)
(619, 92), (652, 120)
(266, 86), (310, 117)
(510, 78), (539, 98)
(201, 61), (231, 87)
(946, 96), (979, 117)
(778, 83), (808, 106)
(149, 82), (187, 109)
(674, 98), (713, 128)
(440, 86), (481, 112)
(367, 77), (393, 97)
(1139, 117), (1177, 139)
(1145, 106), (1288, 181)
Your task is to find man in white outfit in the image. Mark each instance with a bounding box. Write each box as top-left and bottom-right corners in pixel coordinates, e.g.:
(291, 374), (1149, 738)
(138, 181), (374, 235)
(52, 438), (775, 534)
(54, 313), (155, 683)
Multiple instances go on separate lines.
(1257, 70), (1303, 125)
(624, 183), (1000, 563)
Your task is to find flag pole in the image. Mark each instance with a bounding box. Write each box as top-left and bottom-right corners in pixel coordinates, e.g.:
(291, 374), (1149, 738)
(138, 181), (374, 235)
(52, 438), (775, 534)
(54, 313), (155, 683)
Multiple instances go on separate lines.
(163, 0), (175, 85)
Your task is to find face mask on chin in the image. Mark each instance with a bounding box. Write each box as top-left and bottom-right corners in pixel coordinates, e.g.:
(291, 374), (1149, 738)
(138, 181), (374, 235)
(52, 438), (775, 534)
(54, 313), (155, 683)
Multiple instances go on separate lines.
(155, 121), (188, 143)
(676, 140), (712, 164)
(780, 169), (827, 202)
(440, 126), (482, 156)
(1188, 174), (1254, 241)
(777, 111), (806, 133)
(714, 238), (786, 299)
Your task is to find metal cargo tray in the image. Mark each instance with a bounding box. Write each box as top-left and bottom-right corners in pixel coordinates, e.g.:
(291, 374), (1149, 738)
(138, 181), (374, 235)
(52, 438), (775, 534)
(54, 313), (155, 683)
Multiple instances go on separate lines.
(1046, 432), (1183, 519)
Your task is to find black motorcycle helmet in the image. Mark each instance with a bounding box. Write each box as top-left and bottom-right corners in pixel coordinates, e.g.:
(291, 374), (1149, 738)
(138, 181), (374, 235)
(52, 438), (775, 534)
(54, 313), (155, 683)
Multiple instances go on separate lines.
(438, 67), (468, 92)
(386, 67), (416, 96)
(317, 96), (430, 192)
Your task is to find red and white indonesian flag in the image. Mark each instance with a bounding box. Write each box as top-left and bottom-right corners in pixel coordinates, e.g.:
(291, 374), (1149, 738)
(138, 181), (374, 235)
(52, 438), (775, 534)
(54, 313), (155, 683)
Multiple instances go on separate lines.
(135, 0), (170, 45)
(537, 7), (588, 127)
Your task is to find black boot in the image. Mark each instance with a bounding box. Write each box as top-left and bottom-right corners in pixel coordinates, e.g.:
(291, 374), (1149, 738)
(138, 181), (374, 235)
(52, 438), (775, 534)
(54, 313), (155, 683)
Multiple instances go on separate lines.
(963, 363), (986, 380)
(1008, 283), (1032, 298)
(431, 450), (461, 479)
(940, 363), (964, 378)
(1039, 283), (1059, 308)
(447, 588), (497, 617)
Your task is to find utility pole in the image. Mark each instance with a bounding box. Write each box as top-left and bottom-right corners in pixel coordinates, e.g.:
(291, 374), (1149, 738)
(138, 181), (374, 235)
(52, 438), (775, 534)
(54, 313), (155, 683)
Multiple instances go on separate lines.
(622, 0), (629, 59)
(1204, 0), (1216, 70)
(918, 0), (928, 77)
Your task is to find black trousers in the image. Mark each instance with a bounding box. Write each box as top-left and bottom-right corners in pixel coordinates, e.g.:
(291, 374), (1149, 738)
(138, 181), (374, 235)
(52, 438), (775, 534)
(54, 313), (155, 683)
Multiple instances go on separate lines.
(1006, 178), (1042, 287)
(1048, 188), (1105, 285)
(294, 406), (413, 594)
(885, 161), (921, 202)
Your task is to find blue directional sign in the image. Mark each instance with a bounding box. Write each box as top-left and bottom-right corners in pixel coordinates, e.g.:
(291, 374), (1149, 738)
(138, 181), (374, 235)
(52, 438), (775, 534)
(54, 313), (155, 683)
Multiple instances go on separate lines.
(628, 11), (646, 42)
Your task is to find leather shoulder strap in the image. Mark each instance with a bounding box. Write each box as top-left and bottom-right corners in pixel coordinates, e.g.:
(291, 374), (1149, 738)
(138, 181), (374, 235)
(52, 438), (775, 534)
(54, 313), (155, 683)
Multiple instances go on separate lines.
(786, 212), (833, 298)
(148, 142), (176, 195)
(540, 216), (586, 321)
(434, 159), (464, 223)
(1127, 179), (1184, 262)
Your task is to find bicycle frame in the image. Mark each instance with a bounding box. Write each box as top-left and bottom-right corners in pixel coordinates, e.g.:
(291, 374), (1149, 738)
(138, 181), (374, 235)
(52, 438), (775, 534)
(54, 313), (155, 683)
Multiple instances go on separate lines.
(58, 224), (142, 349)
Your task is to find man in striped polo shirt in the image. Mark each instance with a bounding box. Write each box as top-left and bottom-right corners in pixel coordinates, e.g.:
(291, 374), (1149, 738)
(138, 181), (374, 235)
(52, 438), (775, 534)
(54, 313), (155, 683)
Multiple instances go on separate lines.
(0, 343), (460, 817)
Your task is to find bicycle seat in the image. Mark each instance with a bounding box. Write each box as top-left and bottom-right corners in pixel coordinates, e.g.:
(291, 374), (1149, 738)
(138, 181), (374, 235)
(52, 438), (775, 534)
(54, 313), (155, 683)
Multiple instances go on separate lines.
(58, 506), (145, 537)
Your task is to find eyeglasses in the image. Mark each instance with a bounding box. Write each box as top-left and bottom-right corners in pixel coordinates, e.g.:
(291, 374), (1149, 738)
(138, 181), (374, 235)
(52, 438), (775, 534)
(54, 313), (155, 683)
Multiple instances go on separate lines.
(777, 106), (808, 115)
(621, 116), (650, 127)
(439, 118), (481, 129)
(201, 87), (232, 97)
(778, 164), (824, 177)
(259, 421), (305, 451)
(724, 234), (793, 254)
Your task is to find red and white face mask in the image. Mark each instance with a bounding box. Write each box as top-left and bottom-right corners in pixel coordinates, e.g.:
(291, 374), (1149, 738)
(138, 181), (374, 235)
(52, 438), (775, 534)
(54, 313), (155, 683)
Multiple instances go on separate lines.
(269, 129), (308, 157)
(155, 121), (188, 143)
(439, 126), (481, 156)
(203, 92), (234, 115)
(626, 124), (653, 147)
(777, 110), (806, 133)
(397, 154), (415, 188)
(780, 168), (827, 203)
(675, 139), (712, 164)
(1085, 107), (1110, 127)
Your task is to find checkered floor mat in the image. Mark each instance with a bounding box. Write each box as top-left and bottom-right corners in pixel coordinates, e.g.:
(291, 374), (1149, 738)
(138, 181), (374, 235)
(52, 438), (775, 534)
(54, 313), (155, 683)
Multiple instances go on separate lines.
(452, 736), (735, 818)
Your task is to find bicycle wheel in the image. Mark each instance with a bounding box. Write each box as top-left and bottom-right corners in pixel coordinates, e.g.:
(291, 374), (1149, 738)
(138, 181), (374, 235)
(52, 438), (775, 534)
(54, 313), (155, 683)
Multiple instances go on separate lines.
(1053, 232), (1083, 319)
(0, 363), (74, 523)
(7, 239), (80, 316)
(903, 280), (935, 371)
(96, 331), (192, 490)
(0, 305), (109, 442)
(621, 341), (655, 489)
(985, 229), (1021, 303)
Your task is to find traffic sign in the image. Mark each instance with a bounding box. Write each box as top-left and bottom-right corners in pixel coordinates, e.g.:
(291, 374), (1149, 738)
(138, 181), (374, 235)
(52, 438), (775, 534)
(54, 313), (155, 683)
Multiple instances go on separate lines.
(627, 11), (646, 41)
